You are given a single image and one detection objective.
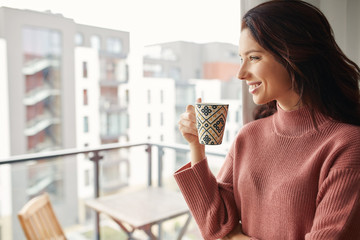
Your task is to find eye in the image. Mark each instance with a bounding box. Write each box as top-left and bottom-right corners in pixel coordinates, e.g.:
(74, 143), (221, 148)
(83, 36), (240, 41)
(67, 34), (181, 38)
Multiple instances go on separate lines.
(249, 56), (261, 61)
(240, 57), (244, 65)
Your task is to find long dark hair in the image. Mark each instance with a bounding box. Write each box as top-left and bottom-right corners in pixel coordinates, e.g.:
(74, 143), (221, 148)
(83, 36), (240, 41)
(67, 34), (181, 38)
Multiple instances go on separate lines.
(243, 0), (360, 126)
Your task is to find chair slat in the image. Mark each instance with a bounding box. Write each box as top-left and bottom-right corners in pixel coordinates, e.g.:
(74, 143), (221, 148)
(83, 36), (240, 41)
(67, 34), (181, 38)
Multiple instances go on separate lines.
(18, 193), (66, 240)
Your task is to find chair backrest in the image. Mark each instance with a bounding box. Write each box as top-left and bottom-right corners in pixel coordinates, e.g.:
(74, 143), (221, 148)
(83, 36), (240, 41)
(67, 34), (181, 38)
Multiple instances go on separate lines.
(18, 193), (66, 240)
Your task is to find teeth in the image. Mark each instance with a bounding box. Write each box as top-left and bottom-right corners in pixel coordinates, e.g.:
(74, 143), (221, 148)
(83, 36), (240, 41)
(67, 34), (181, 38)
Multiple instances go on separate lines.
(249, 83), (261, 90)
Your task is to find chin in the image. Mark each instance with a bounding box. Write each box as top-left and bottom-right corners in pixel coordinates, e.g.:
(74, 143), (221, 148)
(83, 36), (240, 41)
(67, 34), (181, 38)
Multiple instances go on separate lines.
(252, 96), (267, 105)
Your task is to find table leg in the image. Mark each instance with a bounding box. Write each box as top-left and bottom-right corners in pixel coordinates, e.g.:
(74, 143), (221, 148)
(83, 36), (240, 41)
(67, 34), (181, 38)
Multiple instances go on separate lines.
(111, 217), (136, 239)
(177, 213), (192, 240)
(140, 224), (157, 240)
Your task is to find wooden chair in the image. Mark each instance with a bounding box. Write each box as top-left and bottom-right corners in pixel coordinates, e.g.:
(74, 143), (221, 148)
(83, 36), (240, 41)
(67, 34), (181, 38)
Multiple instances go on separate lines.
(18, 193), (66, 240)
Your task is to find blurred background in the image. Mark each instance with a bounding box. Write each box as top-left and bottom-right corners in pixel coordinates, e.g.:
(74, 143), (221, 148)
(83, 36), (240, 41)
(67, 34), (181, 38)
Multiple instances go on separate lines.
(0, 0), (358, 239)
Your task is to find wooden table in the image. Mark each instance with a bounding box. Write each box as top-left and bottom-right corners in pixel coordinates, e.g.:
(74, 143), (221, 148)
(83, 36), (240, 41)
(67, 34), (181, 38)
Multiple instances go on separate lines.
(86, 187), (192, 239)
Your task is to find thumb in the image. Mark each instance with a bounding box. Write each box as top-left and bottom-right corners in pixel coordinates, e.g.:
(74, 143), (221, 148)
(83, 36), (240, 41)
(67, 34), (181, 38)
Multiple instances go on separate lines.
(196, 97), (202, 103)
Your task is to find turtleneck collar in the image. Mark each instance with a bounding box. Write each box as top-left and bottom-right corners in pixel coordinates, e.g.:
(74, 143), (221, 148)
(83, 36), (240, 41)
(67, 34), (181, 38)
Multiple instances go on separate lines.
(272, 104), (329, 137)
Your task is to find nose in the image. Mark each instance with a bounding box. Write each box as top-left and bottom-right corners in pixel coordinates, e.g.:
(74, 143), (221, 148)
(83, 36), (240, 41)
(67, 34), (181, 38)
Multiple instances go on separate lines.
(237, 62), (249, 80)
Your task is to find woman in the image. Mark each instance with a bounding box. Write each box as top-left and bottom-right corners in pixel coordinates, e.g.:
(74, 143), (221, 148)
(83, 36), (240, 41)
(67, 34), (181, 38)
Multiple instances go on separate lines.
(175, 1), (360, 239)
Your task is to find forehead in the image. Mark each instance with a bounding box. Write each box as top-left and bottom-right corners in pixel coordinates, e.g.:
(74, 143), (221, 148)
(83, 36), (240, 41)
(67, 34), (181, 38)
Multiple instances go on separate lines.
(238, 29), (264, 55)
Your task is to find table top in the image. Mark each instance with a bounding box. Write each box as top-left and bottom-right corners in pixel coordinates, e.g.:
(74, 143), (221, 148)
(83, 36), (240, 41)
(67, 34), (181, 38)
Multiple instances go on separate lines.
(85, 187), (190, 228)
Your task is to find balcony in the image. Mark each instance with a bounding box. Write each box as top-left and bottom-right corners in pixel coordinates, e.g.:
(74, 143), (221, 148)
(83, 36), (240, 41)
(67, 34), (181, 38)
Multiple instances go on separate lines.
(0, 142), (226, 240)
(22, 58), (60, 76)
(100, 97), (128, 112)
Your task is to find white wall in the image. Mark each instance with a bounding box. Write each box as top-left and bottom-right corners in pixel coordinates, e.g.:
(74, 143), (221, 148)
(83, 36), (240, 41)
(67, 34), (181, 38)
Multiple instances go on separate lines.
(74, 47), (100, 200)
(128, 77), (176, 186)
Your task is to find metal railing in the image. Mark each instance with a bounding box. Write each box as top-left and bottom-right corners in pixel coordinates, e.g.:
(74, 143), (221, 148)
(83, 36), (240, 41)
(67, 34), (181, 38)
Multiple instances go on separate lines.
(0, 141), (227, 239)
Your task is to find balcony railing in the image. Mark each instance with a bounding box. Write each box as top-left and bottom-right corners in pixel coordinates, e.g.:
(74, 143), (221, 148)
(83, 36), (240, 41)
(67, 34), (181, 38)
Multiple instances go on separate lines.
(0, 142), (226, 240)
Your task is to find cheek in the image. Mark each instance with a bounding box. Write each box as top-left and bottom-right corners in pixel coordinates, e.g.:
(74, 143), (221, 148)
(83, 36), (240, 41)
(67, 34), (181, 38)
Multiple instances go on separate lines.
(268, 64), (291, 90)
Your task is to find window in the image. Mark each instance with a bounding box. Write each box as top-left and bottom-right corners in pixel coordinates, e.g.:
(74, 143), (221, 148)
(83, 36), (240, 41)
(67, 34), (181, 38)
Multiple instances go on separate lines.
(147, 90), (151, 104)
(84, 169), (90, 186)
(90, 35), (101, 50)
(147, 113), (151, 127)
(83, 89), (88, 105)
(125, 90), (129, 104)
(83, 62), (88, 78)
(160, 112), (164, 126)
(84, 116), (89, 132)
(106, 37), (122, 53)
(160, 90), (164, 104)
(75, 33), (83, 46)
(169, 67), (181, 82)
(126, 113), (130, 128)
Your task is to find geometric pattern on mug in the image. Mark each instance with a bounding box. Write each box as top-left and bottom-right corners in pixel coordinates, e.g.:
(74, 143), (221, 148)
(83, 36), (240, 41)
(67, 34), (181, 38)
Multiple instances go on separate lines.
(195, 104), (228, 145)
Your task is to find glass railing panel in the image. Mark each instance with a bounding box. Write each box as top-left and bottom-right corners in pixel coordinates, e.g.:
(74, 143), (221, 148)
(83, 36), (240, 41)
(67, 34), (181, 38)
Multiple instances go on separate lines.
(0, 143), (226, 239)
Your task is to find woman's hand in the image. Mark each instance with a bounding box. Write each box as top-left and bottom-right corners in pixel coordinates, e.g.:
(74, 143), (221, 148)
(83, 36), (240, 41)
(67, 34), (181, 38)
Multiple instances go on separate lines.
(178, 99), (200, 145)
(178, 98), (205, 166)
(221, 224), (251, 240)
(179, 98), (201, 145)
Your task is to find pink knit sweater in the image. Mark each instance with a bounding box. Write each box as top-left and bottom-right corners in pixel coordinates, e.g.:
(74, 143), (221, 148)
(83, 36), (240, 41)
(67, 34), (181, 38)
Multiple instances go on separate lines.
(174, 106), (360, 240)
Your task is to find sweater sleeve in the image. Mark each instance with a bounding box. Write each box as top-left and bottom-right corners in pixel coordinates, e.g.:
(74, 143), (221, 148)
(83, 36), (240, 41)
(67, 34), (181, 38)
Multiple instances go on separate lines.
(174, 155), (239, 240)
(305, 130), (360, 240)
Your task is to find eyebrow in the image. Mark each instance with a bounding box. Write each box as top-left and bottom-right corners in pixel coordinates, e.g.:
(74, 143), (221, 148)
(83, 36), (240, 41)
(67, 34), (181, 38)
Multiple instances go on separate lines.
(239, 49), (264, 57)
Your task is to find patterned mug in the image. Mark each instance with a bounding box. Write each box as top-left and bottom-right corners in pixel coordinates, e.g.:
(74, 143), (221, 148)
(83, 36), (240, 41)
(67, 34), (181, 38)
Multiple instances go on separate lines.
(195, 103), (229, 145)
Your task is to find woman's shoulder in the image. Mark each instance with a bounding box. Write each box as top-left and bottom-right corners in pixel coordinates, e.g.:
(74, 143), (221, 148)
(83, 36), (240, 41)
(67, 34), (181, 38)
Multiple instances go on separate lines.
(323, 122), (360, 170)
(326, 121), (360, 143)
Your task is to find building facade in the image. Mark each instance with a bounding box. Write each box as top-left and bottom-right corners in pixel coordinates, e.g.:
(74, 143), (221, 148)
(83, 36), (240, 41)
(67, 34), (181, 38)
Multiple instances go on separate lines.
(143, 41), (242, 146)
(0, 7), (130, 239)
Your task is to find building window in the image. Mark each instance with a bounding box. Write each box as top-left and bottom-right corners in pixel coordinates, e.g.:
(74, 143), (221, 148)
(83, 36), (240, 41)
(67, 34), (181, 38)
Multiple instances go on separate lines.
(147, 113), (151, 127)
(160, 112), (164, 126)
(83, 89), (88, 105)
(160, 135), (164, 142)
(160, 90), (164, 104)
(84, 116), (89, 132)
(90, 35), (101, 50)
(75, 33), (83, 46)
(84, 169), (90, 186)
(147, 90), (151, 104)
(125, 90), (129, 104)
(106, 37), (122, 54)
(83, 61), (88, 78)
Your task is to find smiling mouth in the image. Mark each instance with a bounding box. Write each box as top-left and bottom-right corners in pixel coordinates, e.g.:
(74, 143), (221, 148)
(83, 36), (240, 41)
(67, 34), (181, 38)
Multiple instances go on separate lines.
(248, 82), (262, 93)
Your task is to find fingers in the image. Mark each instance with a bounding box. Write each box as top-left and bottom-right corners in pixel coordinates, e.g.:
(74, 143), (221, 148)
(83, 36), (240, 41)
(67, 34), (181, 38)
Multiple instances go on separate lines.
(178, 122), (198, 136)
(178, 98), (202, 143)
(179, 108), (198, 137)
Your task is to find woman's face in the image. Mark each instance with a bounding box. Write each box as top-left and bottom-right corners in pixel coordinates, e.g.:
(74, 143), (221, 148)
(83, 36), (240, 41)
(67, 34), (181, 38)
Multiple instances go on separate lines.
(238, 28), (301, 111)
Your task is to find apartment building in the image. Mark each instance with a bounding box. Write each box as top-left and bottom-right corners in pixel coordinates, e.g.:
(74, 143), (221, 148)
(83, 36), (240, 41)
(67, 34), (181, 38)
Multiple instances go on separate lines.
(0, 7), (130, 239)
(143, 41), (242, 154)
(127, 78), (176, 186)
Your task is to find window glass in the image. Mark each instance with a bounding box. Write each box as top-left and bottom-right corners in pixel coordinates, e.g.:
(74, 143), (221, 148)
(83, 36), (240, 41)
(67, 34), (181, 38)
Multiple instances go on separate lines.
(84, 116), (89, 132)
(106, 37), (122, 53)
(75, 33), (83, 46)
(83, 89), (88, 105)
(90, 35), (101, 50)
(83, 61), (88, 78)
